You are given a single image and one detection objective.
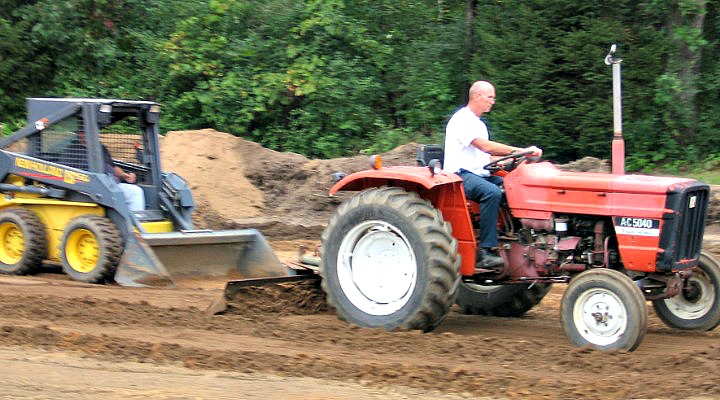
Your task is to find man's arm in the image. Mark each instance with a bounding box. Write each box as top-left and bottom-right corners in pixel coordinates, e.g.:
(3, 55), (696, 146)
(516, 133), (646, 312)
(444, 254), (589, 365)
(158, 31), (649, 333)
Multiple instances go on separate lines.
(113, 166), (137, 183)
(471, 138), (542, 157)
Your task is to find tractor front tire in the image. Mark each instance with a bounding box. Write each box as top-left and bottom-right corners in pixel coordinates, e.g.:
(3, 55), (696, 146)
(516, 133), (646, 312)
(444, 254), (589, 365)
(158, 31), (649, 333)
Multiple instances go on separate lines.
(561, 268), (647, 351)
(60, 215), (123, 284)
(0, 208), (47, 275)
(652, 251), (720, 331)
(320, 187), (460, 332)
(457, 281), (552, 317)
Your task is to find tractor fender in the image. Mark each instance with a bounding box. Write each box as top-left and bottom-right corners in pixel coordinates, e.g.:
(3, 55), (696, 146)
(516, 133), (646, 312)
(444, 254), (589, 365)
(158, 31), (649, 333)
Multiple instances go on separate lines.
(329, 166), (463, 195)
(329, 166), (477, 276)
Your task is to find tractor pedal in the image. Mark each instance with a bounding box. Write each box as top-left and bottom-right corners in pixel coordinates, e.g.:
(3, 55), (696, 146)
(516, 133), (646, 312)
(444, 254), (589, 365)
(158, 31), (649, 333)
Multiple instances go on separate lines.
(473, 266), (499, 274)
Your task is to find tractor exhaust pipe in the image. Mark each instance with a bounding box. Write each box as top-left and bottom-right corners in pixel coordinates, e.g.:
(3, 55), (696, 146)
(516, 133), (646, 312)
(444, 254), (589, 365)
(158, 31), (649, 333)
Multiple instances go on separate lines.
(605, 44), (624, 175)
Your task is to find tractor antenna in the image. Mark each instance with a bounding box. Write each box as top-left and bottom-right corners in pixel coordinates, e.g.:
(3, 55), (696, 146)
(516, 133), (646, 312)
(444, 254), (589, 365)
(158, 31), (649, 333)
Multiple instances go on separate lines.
(605, 44), (624, 175)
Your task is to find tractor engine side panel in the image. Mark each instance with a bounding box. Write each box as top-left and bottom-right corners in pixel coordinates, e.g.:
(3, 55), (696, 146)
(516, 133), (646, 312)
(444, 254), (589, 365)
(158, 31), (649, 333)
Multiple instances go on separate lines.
(611, 216), (664, 272)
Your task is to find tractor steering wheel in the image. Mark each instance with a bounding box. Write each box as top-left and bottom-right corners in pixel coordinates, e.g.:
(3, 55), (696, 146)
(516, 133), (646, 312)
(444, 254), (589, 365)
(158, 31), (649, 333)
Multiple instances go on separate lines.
(483, 149), (538, 173)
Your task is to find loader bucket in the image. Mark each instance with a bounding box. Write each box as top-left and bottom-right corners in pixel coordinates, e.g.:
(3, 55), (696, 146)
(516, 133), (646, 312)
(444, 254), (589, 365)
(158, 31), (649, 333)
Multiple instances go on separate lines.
(114, 229), (289, 288)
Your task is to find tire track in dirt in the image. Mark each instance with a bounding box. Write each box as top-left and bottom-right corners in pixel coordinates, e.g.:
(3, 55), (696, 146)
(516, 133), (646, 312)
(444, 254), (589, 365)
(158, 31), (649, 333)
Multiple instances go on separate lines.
(0, 280), (719, 400)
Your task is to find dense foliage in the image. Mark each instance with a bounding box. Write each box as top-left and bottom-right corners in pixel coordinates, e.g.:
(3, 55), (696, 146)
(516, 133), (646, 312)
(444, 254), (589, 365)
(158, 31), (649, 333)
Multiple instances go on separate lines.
(1, 0), (718, 169)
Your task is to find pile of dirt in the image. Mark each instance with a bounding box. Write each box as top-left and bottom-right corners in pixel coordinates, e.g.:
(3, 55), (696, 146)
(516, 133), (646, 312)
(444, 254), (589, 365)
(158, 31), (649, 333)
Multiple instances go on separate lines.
(709, 186), (720, 225)
(160, 129), (417, 239)
(556, 156), (610, 173)
(160, 130), (720, 241)
(222, 279), (331, 316)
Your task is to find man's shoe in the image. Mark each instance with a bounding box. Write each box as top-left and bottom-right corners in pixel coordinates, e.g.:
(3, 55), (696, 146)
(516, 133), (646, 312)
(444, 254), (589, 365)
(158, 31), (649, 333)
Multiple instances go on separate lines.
(477, 248), (504, 269)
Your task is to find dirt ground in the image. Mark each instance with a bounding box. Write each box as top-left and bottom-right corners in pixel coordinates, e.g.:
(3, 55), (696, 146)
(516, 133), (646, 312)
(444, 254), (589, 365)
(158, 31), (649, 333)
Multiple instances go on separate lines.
(1, 130), (720, 399)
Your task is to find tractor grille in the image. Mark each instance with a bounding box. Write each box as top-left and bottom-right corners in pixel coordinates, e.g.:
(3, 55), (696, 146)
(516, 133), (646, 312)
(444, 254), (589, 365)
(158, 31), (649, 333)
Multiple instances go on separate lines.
(675, 188), (708, 260)
(658, 183), (709, 270)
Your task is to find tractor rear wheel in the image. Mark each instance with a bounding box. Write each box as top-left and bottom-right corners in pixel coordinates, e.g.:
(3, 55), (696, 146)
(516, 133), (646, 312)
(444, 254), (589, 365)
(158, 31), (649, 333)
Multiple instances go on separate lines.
(456, 281), (552, 317)
(561, 268), (647, 351)
(652, 251), (720, 331)
(60, 215), (123, 284)
(0, 208), (46, 275)
(320, 187), (460, 332)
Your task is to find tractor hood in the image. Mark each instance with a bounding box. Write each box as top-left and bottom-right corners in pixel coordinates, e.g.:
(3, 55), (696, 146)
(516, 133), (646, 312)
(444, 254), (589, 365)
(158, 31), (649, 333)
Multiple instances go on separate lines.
(503, 161), (708, 220)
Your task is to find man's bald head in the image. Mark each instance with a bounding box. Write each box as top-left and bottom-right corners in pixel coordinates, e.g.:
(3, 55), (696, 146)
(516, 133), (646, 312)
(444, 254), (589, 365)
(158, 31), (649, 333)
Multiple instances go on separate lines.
(468, 80), (496, 116)
(469, 81), (494, 97)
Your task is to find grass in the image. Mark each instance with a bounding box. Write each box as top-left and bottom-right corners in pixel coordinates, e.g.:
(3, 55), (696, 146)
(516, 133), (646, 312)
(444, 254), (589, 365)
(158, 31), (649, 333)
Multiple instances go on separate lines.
(684, 169), (720, 185)
(647, 164), (720, 185)
(659, 167), (720, 185)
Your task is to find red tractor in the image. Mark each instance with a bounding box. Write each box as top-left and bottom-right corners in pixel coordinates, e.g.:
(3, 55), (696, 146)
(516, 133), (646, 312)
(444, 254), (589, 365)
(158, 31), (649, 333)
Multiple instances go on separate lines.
(318, 47), (719, 351)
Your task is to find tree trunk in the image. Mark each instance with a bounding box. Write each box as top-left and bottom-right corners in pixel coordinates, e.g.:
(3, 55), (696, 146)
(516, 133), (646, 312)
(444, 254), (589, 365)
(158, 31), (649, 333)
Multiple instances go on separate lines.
(666, 0), (706, 143)
(462, 0), (479, 103)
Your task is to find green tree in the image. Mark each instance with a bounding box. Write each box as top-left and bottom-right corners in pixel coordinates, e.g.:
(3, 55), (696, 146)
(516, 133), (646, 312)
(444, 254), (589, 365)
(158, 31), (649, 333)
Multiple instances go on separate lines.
(0, 0), (717, 168)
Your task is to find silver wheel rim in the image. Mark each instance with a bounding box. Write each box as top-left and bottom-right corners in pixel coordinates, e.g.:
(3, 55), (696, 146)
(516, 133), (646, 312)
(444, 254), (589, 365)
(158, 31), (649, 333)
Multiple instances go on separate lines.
(336, 220), (417, 316)
(662, 268), (715, 320)
(573, 288), (628, 346)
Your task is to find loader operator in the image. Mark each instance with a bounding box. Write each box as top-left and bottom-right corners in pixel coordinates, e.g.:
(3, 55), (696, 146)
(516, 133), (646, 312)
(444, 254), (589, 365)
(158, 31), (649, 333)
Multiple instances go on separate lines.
(443, 80), (542, 269)
(63, 130), (146, 212)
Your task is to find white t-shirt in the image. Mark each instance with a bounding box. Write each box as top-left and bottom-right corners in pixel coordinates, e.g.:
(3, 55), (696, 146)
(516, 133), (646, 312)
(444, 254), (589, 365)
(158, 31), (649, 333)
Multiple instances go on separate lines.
(443, 106), (491, 177)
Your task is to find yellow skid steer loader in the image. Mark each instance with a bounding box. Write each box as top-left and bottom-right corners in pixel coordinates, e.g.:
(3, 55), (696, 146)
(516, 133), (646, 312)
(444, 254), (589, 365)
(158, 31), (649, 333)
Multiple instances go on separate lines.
(0, 98), (289, 286)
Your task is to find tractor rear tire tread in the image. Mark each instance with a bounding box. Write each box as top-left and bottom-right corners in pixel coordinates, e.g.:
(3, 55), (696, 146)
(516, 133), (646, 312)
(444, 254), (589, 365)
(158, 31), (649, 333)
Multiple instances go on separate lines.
(457, 282), (552, 317)
(321, 186), (460, 332)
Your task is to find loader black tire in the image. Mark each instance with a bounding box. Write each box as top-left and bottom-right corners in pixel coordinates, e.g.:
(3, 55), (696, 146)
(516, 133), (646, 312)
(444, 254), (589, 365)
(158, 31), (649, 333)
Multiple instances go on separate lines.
(652, 251), (720, 331)
(561, 268), (647, 351)
(60, 215), (123, 284)
(456, 281), (552, 317)
(320, 187), (460, 332)
(0, 208), (47, 275)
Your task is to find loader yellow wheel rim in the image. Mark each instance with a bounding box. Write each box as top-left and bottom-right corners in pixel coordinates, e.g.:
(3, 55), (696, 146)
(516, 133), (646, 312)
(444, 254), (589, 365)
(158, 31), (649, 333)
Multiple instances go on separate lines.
(0, 222), (25, 265)
(65, 228), (99, 273)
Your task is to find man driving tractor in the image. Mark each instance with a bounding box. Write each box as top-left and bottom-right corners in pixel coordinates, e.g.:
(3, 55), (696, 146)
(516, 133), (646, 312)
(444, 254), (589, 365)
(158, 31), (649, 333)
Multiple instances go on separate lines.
(443, 80), (542, 268)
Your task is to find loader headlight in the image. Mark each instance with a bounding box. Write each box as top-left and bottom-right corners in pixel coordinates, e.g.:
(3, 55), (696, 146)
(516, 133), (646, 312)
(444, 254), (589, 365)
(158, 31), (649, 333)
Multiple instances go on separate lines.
(97, 104), (112, 126)
(146, 105), (161, 123)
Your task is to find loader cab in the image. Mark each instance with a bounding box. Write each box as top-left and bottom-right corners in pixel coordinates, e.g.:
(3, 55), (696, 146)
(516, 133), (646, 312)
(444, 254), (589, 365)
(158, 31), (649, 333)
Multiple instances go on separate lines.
(19, 99), (163, 211)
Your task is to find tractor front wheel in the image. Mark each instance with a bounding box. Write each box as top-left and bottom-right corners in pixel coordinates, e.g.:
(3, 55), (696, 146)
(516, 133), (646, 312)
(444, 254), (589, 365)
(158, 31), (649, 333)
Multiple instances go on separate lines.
(320, 187), (460, 332)
(60, 215), (123, 284)
(652, 252), (720, 331)
(561, 268), (647, 351)
(0, 208), (46, 275)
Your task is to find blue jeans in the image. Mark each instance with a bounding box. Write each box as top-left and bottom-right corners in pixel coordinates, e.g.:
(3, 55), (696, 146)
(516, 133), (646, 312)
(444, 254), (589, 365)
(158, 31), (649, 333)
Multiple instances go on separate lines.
(457, 170), (503, 248)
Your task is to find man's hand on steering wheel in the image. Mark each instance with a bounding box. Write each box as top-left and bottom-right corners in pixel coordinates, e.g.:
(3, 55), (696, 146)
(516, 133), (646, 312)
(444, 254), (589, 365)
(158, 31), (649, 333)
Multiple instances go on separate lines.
(524, 145), (542, 158)
(483, 145), (543, 173)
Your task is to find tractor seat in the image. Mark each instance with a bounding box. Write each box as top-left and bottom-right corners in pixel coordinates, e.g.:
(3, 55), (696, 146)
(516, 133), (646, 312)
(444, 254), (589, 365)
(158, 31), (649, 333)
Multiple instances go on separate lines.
(416, 144), (444, 167)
